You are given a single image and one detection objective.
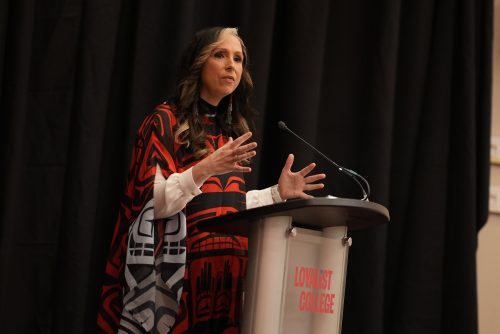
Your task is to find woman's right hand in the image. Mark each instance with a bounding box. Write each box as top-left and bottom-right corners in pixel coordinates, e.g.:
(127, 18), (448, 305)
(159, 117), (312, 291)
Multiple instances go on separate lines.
(192, 132), (257, 185)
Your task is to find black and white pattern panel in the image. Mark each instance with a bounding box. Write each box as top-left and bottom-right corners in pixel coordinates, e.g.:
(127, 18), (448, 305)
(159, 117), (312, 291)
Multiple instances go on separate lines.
(121, 199), (187, 333)
(161, 212), (187, 298)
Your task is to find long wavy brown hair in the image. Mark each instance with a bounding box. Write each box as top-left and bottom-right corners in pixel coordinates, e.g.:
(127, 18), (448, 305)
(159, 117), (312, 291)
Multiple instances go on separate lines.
(172, 27), (255, 159)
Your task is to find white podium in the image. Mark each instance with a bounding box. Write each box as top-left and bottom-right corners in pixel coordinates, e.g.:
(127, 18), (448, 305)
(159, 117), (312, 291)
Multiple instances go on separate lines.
(198, 198), (389, 334)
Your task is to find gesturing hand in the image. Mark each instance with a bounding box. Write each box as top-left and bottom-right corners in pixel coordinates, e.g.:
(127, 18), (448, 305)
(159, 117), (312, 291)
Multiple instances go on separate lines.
(193, 132), (257, 184)
(277, 154), (326, 200)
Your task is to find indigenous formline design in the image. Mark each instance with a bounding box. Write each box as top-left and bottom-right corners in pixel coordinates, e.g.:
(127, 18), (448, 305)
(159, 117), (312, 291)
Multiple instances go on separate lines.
(98, 104), (248, 333)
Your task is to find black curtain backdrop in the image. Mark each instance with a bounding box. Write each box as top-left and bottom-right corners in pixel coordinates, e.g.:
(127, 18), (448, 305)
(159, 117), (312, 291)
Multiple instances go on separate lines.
(0, 0), (492, 333)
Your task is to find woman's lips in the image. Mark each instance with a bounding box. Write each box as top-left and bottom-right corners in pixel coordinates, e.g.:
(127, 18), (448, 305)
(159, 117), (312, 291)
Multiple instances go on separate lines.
(221, 76), (235, 83)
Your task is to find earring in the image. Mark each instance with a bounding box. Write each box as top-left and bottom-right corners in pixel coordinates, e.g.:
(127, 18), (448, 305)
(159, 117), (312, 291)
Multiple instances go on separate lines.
(193, 101), (199, 118)
(226, 95), (233, 126)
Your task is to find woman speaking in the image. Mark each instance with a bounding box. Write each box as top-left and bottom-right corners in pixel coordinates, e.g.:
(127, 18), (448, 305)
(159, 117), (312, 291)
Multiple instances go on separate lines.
(98, 27), (325, 334)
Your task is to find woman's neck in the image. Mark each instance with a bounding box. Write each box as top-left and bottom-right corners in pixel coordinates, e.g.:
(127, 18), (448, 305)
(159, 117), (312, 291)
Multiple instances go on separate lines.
(199, 92), (221, 106)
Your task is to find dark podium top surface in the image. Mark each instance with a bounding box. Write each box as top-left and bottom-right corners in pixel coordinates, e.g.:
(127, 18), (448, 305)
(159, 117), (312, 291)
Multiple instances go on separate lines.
(197, 197), (390, 237)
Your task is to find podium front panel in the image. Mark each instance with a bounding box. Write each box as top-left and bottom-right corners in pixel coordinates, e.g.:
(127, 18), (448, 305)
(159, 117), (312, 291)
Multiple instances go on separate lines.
(281, 226), (348, 334)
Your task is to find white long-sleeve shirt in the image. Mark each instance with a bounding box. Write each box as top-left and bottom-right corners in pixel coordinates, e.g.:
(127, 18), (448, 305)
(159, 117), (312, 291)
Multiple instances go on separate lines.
(153, 165), (281, 219)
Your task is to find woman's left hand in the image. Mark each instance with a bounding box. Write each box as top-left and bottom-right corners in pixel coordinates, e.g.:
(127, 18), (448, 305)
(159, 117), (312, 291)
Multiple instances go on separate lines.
(277, 154), (326, 200)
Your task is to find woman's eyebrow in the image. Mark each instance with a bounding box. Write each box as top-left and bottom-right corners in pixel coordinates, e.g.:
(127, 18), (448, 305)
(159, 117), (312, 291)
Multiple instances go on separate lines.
(213, 47), (243, 56)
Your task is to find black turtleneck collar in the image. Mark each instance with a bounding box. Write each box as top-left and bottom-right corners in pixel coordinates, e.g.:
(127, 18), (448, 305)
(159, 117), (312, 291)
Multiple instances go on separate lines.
(198, 98), (223, 117)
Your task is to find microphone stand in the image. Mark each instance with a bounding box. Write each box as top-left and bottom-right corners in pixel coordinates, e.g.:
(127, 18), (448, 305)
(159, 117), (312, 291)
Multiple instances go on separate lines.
(277, 121), (371, 201)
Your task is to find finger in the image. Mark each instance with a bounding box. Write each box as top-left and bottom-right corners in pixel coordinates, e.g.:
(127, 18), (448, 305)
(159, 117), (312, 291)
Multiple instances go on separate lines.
(232, 150), (256, 162)
(229, 132), (252, 148)
(304, 173), (326, 183)
(234, 165), (252, 173)
(222, 136), (234, 148)
(237, 150), (256, 161)
(283, 154), (294, 171)
(235, 141), (257, 154)
(298, 162), (316, 176)
(304, 183), (325, 191)
(298, 192), (314, 199)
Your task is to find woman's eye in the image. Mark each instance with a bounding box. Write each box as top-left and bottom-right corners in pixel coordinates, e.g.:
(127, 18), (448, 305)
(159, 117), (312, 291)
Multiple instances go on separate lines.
(234, 56), (243, 63)
(214, 52), (225, 58)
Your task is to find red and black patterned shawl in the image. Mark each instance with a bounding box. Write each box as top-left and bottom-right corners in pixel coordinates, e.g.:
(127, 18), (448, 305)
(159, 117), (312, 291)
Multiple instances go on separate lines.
(98, 104), (248, 334)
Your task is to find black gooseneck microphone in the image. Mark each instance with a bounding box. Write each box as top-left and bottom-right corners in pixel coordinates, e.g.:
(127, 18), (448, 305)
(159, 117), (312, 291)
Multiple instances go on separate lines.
(277, 121), (371, 201)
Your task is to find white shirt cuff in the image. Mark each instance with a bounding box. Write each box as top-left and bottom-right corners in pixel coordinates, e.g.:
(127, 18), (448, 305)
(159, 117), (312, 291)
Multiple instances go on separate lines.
(246, 187), (276, 209)
(177, 167), (203, 196)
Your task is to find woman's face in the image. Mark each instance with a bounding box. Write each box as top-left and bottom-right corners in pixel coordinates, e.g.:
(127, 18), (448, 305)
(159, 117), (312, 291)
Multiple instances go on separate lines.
(200, 34), (244, 106)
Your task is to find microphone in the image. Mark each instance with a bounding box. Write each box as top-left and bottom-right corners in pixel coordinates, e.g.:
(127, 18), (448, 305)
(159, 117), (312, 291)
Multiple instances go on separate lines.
(277, 121), (371, 201)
